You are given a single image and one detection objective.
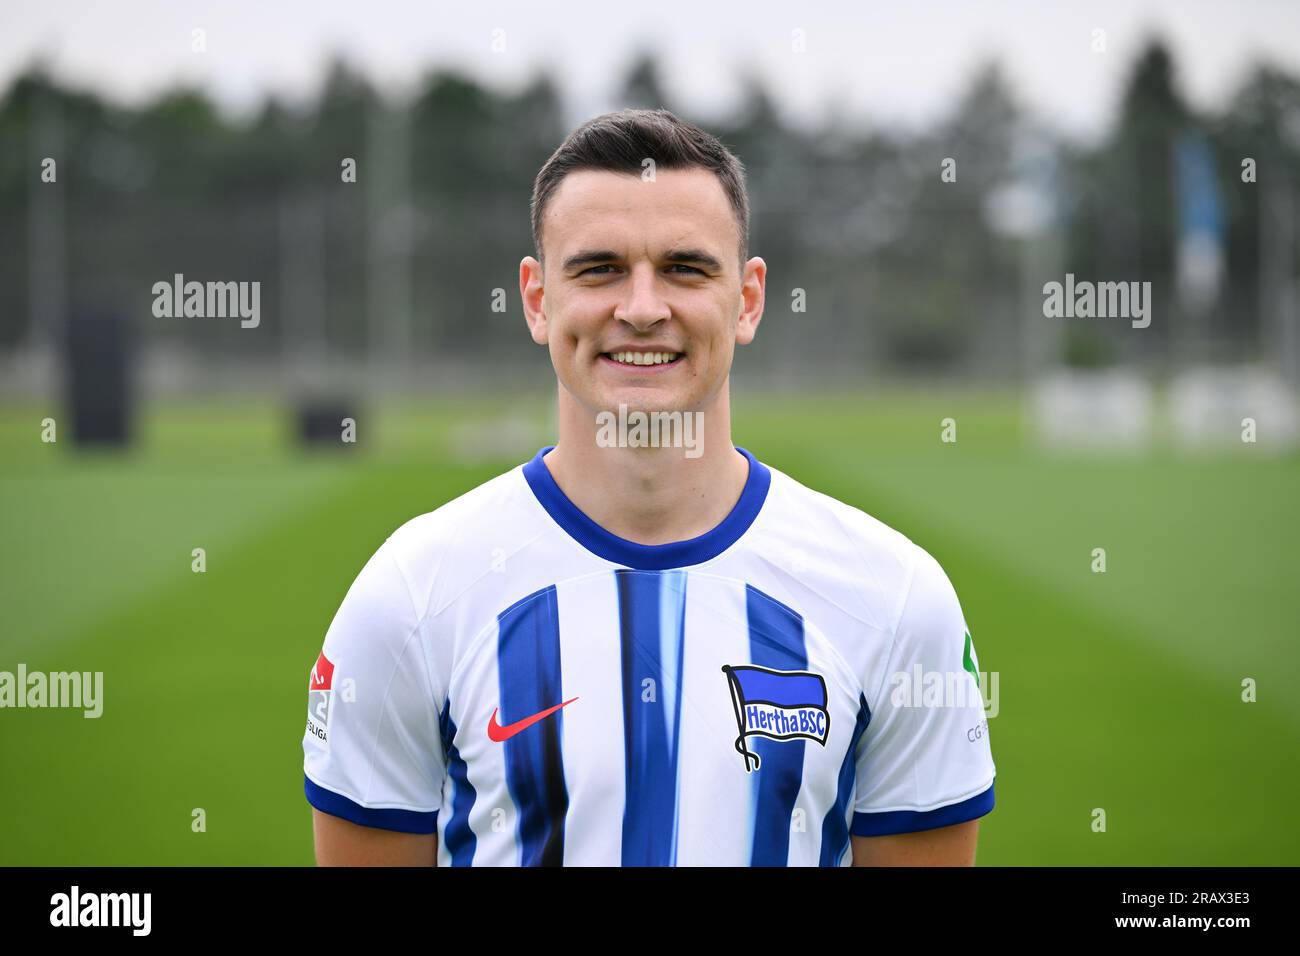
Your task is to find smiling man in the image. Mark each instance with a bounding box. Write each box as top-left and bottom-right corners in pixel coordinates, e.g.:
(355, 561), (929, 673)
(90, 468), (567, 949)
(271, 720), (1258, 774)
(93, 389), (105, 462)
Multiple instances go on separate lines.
(304, 108), (995, 867)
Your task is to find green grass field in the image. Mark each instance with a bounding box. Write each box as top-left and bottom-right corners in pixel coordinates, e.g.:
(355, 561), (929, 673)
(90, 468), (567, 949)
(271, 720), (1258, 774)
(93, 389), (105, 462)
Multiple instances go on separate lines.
(1, 390), (1296, 865)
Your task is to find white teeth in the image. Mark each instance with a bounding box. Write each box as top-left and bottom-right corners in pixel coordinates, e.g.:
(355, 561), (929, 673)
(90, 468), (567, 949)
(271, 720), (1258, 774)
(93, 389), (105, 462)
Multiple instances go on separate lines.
(609, 351), (679, 366)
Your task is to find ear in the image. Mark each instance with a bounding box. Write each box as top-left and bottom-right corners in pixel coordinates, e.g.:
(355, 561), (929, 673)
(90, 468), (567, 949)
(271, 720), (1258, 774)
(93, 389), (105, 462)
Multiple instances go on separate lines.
(520, 256), (548, 345)
(734, 256), (766, 346)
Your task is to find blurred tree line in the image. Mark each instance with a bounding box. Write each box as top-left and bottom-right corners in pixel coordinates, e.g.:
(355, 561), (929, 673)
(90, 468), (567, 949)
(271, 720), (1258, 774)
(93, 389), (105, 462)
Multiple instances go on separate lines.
(1, 39), (1298, 383)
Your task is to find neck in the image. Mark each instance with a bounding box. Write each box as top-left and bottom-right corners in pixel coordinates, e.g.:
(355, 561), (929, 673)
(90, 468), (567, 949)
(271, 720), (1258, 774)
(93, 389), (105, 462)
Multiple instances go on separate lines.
(542, 384), (749, 546)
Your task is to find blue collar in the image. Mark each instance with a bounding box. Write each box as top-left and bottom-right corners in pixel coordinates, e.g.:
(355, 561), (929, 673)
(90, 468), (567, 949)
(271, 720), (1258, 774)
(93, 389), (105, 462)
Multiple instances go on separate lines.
(521, 445), (771, 570)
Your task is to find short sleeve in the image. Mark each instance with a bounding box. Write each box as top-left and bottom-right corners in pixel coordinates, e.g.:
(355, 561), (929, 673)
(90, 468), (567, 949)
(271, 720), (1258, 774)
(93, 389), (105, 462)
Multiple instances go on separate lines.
(850, 543), (996, 836)
(302, 542), (446, 834)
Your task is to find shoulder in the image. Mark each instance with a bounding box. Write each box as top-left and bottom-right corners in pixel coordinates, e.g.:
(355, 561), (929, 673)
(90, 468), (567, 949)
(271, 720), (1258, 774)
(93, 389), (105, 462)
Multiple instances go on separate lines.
(754, 462), (936, 632)
(360, 462), (545, 622)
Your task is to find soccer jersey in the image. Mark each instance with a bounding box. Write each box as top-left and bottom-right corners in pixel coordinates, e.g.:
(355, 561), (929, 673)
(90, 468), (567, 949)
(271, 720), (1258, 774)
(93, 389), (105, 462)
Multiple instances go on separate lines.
(302, 445), (996, 866)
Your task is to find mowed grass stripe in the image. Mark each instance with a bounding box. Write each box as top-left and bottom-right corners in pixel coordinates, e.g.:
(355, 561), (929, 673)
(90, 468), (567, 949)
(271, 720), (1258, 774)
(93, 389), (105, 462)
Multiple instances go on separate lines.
(0, 459), (356, 661)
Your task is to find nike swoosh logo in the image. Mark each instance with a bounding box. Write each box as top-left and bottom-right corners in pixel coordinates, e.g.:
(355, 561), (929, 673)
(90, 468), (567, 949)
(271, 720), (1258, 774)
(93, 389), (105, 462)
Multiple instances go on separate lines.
(487, 696), (579, 742)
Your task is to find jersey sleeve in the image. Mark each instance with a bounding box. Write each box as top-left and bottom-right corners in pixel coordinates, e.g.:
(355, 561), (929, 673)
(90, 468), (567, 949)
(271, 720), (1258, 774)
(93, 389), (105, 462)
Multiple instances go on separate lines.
(302, 541), (445, 834)
(850, 543), (996, 836)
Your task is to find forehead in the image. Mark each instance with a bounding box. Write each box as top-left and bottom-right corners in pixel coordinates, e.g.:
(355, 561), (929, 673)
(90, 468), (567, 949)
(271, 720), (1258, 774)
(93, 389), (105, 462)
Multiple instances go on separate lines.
(542, 167), (738, 259)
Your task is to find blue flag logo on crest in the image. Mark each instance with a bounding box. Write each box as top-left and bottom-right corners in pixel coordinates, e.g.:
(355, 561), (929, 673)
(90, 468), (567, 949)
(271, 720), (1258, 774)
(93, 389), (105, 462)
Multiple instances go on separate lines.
(721, 664), (830, 772)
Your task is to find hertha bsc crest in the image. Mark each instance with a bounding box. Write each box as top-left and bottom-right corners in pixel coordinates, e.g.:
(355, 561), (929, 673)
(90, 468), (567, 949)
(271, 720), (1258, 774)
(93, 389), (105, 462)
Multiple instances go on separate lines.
(721, 664), (830, 772)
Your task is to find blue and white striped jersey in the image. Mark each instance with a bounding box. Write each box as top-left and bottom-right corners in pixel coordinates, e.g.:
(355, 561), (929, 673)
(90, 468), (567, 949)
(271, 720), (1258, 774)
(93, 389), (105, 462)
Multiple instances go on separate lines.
(303, 446), (996, 866)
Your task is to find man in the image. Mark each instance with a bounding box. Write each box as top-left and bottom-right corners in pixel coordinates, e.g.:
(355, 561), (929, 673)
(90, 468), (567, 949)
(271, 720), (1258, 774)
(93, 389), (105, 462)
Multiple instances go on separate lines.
(304, 108), (995, 866)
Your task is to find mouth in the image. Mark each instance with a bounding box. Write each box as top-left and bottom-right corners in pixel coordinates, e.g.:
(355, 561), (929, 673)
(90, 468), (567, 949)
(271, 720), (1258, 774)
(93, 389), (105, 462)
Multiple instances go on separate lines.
(599, 349), (684, 371)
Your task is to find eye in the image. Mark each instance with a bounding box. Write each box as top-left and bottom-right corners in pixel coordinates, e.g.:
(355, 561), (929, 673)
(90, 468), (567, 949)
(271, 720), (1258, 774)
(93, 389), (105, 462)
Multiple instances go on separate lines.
(580, 264), (616, 276)
(668, 264), (704, 275)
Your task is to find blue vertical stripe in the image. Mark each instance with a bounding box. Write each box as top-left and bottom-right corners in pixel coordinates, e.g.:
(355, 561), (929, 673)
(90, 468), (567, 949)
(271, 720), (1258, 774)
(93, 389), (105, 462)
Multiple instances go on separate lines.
(616, 569), (685, 866)
(496, 585), (569, 866)
(438, 698), (478, 866)
(819, 693), (871, 866)
(659, 570), (688, 865)
(745, 584), (808, 867)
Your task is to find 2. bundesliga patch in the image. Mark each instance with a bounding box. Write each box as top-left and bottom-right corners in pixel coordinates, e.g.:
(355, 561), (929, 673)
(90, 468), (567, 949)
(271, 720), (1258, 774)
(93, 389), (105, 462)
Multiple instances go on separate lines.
(306, 651), (334, 750)
(721, 664), (830, 771)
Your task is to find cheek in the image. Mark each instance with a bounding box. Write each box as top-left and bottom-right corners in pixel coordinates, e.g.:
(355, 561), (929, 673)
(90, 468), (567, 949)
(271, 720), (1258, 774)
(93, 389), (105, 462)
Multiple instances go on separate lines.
(554, 306), (598, 350)
(547, 324), (593, 381)
(543, 314), (579, 355)
(702, 327), (733, 361)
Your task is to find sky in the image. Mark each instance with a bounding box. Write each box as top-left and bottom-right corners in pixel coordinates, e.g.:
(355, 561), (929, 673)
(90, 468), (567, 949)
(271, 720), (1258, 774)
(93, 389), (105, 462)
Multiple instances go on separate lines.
(2, 0), (1299, 143)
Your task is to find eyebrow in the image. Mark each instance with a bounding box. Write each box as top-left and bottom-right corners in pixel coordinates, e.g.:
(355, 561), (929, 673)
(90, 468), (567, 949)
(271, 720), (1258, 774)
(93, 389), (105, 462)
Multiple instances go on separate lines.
(561, 247), (724, 273)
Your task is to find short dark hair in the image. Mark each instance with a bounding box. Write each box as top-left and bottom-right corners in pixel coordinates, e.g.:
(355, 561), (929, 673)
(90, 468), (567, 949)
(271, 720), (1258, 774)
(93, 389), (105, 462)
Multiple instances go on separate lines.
(530, 108), (750, 271)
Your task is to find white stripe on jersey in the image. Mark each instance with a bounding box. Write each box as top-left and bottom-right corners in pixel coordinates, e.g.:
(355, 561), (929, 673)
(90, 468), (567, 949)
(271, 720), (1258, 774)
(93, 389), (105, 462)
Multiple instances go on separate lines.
(673, 573), (759, 865)
(555, 572), (625, 866)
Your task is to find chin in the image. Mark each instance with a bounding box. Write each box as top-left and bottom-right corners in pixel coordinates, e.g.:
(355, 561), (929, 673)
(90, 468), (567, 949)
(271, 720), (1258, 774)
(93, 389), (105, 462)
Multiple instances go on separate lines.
(595, 390), (689, 417)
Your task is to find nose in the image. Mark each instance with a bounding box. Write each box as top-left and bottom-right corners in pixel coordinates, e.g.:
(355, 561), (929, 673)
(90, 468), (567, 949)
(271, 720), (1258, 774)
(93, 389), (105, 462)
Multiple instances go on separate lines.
(612, 262), (671, 332)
